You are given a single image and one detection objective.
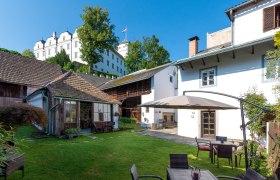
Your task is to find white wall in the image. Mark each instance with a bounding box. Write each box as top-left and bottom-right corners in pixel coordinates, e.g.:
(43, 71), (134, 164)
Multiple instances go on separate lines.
(141, 65), (178, 125)
(177, 41), (277, 140)
(234, 0), (280, 45)
(27, 93), (43, 108)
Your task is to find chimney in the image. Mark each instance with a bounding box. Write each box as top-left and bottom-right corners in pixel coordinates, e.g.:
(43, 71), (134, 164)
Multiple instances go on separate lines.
(52, 32), (56, 38)
(188, 36), (199, 57)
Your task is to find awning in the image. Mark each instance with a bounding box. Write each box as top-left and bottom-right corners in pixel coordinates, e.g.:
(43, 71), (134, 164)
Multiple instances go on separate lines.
(139, 95), (238, 110)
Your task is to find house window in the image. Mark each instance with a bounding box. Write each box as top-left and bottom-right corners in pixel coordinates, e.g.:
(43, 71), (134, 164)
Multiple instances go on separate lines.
(42, 51), (44, 57)
(93, 103), (111, 122)
(263, 5), (280, 32)
(75, 52), (78, 59)
(112, 54), (114, 59)
(117, 66), (119, 72)
(117, 58), (119, 63)
(124, 71), (126, 75)
(75, 41), (78, 47)
(64, 101), (77, 123)
(107, 50), (109, 56)
(95, 65), (98, 69)
(101, 68), (104, 72)
(169, 76), (173, 83)
(112, 63), (114, 69)
(263, 58), (280, 80)
(67, 44), (70, 50)
(121, 61), (122, 65)
(100, 56), (103, 62)
(120, 69), (122, 73)
(63, 36), (65, 41)
(107, 60), (109, 66)
(48, 49), (50, 55)
(146, 107), (149, 113)
(200, 67), (216, 87)
(37, 45), (39, 49)
(49, 41), (51, 45)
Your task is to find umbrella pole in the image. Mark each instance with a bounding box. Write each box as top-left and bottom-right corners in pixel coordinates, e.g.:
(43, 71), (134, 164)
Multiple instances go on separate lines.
(240, 101), (249, 170)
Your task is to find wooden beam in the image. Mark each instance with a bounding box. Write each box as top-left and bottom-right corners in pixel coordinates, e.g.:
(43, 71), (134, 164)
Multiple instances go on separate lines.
(216, 55), (220, 63)
(232, 50), (235, 59)
(251, 45), (255, 54)
(189, 61), (193, 69)
(202, 58), (206, 66)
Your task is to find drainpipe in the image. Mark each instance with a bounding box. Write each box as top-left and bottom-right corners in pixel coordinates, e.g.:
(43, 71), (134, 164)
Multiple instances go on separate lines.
(41, 92), (49, 133)
(230, 9), (234, 46)
(48, 98), (62, 135)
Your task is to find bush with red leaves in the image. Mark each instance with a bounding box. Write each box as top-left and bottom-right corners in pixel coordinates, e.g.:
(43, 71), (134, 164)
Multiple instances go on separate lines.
(0, 103), (47, 128)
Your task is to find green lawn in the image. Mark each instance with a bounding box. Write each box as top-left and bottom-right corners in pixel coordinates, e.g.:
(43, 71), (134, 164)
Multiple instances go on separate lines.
(9, 126), (246, 179)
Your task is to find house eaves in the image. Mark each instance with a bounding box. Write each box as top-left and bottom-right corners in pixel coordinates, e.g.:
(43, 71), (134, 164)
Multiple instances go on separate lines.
(175, 36), (273, 65)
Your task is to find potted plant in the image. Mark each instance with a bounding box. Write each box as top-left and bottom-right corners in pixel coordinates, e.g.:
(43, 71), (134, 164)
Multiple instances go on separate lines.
(64, 128), (80, 139)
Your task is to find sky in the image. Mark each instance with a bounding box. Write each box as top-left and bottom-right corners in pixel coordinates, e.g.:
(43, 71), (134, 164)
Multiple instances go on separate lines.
(0, 0), (245, 61)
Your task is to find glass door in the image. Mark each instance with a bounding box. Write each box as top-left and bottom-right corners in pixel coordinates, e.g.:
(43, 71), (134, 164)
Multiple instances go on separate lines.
(201, 111), (215, 139)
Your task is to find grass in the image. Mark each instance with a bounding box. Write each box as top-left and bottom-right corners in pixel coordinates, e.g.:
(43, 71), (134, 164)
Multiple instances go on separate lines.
(9, 126), (247, 179)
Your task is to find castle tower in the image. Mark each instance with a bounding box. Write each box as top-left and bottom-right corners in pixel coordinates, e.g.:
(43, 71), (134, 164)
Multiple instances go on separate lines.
(117, 41), (129, 58)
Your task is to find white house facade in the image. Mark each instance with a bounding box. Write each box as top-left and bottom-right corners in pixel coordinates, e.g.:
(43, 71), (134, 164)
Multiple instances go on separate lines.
(100, 63), (178, 128)
(34, 30), (128, 77)
(141, 65), (178, 127)
(175, 0), (279, 140)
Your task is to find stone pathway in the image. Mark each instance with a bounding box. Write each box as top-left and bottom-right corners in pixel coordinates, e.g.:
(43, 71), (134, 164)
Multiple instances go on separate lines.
(134, 129), (196, 146)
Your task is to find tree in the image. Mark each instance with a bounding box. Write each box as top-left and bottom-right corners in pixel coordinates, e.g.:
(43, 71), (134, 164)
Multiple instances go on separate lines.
(46, 49), (71, 67)
(265, 31), (280, 97)
(125, 41), (145, 73)
(125, 35), (170, 73)
(22, 49), (36, 59)
(77, 6), (118, 73)
(0, 48), (21, 56)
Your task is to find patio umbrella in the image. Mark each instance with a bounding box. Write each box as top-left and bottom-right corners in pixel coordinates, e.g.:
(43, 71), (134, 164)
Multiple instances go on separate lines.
(139, 95), (238, 110)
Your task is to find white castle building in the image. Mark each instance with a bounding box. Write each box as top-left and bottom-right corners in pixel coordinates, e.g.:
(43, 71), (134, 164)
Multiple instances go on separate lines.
(34, 30), (129, 76)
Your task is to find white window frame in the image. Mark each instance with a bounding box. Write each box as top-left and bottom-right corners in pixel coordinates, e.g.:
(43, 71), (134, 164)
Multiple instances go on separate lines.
(200, 67), (216, 87)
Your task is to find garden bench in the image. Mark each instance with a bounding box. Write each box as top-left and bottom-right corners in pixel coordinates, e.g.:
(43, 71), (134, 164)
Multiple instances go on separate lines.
(0, 153), (24, 180)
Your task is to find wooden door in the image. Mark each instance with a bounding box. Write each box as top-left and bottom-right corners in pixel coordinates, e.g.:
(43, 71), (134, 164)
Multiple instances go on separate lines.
(201, 111), (215, 139)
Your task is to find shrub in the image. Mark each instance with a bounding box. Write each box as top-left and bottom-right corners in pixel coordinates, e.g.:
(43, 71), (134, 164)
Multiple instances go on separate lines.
(0, 103), (48, 128)
(119, 117), (137, 124)
(64, 128), (80, 135)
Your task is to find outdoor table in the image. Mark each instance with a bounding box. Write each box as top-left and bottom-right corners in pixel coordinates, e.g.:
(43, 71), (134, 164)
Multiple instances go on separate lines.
(210, 140), (238, 167)
(167, 168), (217, 180)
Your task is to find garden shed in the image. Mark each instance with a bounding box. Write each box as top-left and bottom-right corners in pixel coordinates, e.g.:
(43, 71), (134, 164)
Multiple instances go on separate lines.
(26, 72), (120, 136)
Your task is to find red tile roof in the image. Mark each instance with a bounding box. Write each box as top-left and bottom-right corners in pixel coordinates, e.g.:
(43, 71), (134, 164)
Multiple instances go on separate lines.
(47, 72), (120, 104)
(0, 51), (64, 87)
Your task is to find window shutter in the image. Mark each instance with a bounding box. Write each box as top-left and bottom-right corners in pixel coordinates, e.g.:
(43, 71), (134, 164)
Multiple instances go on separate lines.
(263, 6), (275, 32)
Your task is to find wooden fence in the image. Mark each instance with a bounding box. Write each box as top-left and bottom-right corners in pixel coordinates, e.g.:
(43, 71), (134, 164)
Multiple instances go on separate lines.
(267, 122), (280, 178)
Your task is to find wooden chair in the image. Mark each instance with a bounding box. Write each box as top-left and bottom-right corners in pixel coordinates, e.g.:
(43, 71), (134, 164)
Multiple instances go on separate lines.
(216, 167), (266, 180)
(169, 154), (192, 169)
(195, 137), (211, 157)
(213, 145), (233, 169)
(130, 164), (163, 180)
